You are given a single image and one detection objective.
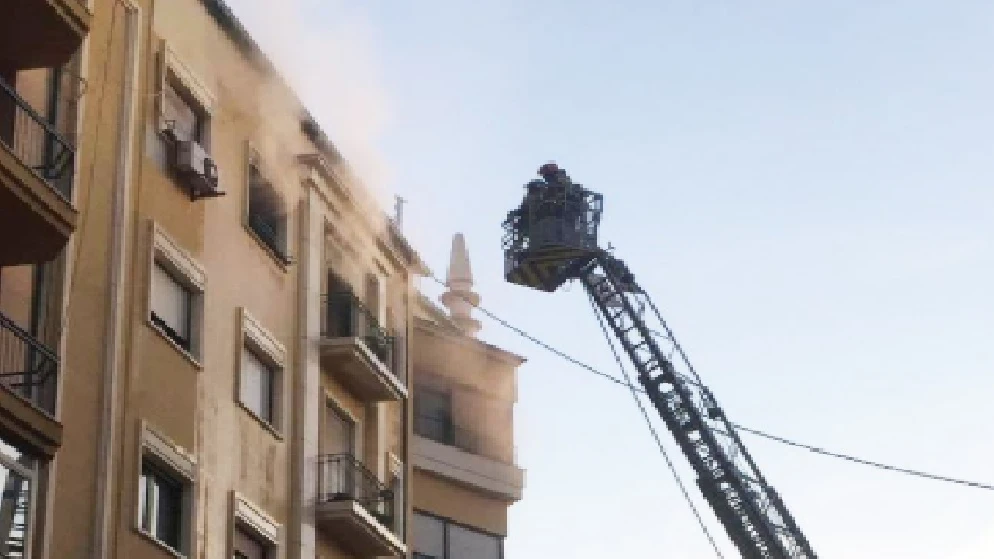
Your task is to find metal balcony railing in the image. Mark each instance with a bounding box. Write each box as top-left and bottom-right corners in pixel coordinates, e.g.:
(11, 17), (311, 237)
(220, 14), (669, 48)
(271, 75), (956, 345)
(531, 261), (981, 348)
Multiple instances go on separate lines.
(414, 414), (481, 455)
(247, 212), (292, 265)
(0, 75), (74, 200)
(0, 312), (58, 415)
(317, 454), (395, 529)
(321, 291), (402, 381)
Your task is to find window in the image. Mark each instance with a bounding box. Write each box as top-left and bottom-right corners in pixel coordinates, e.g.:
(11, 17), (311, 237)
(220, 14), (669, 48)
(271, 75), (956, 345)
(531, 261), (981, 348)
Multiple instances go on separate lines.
(246, 157), (290, 264)
(138, 423), (196, 557)
(238, 309), (286, 434)
(0, 438), (37, 559)
(233, 525), (268, 559)
(240, 347), (275, 426)
(150, 261), (193, 350)
(412, 511), (503, 559)
(148, 223), (206, 362)
(323, 404), (355, 457)
(162, 78), (204, 143)
(414, 385), (453, 444)
(231, 492), (279, 559)
(138, 460), (184, 552)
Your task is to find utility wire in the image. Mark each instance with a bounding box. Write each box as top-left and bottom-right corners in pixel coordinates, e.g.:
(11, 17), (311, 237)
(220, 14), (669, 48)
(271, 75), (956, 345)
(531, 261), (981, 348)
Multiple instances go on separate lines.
(586, 290), (726, 558)
(425, 271), (994, 493)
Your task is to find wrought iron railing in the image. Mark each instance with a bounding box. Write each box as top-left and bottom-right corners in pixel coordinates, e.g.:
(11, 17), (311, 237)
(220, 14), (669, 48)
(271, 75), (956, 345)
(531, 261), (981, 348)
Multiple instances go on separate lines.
(317, 454), (394, 529)
(0, 75), (74, 200)
(0, 312), (58, 415)
(414, 414), (481, 455)
(321, 291), (402, 380)
(247, 212), (292, 265)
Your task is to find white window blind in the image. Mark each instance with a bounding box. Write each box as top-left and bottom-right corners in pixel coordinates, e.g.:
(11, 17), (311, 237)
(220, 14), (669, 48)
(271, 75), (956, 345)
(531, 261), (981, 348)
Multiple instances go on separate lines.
(240, 348), (273, 424)
(162, 80), (200, 142)
(151, 263), (191, 342)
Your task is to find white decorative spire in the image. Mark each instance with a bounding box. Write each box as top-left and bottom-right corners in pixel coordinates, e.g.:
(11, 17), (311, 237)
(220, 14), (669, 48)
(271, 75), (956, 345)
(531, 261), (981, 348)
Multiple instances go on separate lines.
(440, 233), (482, 336)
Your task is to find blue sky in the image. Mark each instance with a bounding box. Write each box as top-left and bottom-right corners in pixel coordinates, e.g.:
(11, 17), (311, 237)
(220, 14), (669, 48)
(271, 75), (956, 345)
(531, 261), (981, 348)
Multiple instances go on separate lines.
(231, 1), (994, 556)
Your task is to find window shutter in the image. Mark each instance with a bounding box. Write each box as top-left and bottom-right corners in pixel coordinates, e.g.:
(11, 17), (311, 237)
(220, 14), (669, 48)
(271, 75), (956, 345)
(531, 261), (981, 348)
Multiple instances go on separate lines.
(151, 264), (190, 339)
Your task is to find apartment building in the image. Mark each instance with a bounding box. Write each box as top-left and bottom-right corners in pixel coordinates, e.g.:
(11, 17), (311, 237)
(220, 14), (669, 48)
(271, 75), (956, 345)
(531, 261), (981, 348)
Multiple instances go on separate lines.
(410, 234), (526, 559)
(2, 0), (423, 558)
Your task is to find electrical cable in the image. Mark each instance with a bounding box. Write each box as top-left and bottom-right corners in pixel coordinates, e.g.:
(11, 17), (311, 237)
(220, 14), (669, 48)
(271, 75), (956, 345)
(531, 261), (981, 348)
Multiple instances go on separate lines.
(585, 289), (726, 558)
(424, 271), (994, 493)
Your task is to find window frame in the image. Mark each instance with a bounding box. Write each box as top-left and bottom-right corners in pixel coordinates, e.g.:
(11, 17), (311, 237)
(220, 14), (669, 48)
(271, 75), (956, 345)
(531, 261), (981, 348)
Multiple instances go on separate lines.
(230, 492), (280, 559)
(146, 222), (207, 366)
(155, 43), (214, 149)
(411, 510), (504, 559)
(237, 308), (286, 437)
(243, 144), (291, 268)
(136, 423), (197, 558)
(138, 459), (184, 551)
(150, 261), (194, 351)
(161, 76), (205, 144)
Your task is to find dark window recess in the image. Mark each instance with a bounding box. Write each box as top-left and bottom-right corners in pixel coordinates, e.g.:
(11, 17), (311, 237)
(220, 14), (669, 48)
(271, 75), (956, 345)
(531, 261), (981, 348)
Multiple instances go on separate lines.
(413, 386), (480, 454)
(139, 460), (185, 552)
(247, 163), (291, 265)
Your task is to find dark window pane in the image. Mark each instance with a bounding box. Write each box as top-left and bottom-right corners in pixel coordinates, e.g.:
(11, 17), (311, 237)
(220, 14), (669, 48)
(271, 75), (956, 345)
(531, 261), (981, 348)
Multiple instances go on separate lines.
(412, 512), (445, 559)
(448, 523), (500, 559)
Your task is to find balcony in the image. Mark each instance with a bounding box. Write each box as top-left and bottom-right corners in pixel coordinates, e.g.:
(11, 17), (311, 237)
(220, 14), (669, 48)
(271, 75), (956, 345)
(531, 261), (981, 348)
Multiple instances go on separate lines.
(413, 416), (524, 501)
(0, 76), (77, 266)
(315, 454), (405, 557)
(0, 0), (91, 71)
(0, 311), (61, 458)
(319, 291), (406, 402)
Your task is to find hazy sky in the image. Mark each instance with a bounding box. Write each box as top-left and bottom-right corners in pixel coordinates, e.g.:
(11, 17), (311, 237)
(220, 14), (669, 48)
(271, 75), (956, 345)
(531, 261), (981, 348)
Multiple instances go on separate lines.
(229, 1), (994, 557)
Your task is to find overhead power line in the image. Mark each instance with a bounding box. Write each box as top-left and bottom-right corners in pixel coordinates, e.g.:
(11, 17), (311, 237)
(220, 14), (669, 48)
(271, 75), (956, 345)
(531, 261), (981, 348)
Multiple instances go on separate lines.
(425, 271), (994, 493)
(586, 290), (725, 558)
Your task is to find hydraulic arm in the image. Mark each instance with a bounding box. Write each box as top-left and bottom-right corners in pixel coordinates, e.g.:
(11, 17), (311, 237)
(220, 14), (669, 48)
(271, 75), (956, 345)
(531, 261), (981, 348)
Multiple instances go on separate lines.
(502, 163), (816, 559)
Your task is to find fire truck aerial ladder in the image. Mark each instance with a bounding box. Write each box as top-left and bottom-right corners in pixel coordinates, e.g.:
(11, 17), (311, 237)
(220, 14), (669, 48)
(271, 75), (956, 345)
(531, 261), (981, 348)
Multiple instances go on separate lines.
(502, 163), (817, 559)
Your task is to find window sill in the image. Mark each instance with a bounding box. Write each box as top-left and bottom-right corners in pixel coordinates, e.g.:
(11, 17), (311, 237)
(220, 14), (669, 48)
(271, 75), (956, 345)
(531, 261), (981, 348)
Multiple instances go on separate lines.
(146, 317), (203, 371)
(236, 400), (284, 441)
(243, 221), (291, 272)
(135, 527), (186, 559)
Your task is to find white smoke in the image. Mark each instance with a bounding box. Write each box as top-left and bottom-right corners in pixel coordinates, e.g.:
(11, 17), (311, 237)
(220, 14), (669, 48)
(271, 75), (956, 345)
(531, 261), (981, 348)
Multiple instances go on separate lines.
(225, 0), (394, 206)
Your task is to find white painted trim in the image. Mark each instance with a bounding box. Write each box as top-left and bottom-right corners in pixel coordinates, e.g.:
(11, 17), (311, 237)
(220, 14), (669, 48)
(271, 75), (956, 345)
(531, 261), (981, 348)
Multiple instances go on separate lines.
(241, 308), (287, 368)
(93, 2), (143, 558)
(140, 421), (197, 480)
(150, 221), (207, 290)
(232, 491), (281, 545)
(161, 44), (216, 114)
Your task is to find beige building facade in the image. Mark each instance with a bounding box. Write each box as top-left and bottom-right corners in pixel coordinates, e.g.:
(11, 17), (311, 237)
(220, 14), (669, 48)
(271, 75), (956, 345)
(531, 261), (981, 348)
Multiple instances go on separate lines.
(2, 0), (428, 558)
(410, 234), (525, 559)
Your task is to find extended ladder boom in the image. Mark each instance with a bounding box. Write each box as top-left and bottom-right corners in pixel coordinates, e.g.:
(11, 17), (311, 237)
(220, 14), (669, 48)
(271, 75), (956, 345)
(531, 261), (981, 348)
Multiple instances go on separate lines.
(501, 163), (816, 558)
(581, 253), (815, 559)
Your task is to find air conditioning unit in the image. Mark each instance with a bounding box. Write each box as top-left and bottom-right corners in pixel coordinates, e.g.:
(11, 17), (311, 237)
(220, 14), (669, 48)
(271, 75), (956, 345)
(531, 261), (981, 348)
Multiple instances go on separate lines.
(174, 140), (224, 200)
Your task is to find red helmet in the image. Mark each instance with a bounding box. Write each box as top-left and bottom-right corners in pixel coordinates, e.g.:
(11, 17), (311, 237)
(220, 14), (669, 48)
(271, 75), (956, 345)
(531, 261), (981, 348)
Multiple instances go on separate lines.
(538, 162), (559, 177)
